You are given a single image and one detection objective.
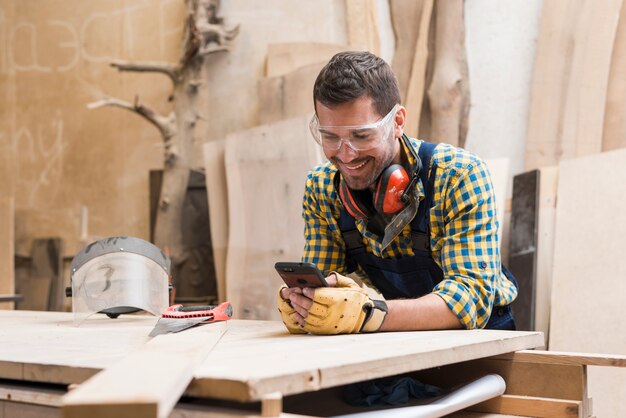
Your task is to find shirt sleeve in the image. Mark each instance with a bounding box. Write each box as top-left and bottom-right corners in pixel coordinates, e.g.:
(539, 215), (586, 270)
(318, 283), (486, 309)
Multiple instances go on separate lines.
(432, 159), (501, 329)
(301, 171), (351, 276)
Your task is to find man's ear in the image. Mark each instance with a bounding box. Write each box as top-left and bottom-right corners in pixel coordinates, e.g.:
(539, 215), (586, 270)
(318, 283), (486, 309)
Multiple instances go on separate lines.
(394, 105), (407, 137)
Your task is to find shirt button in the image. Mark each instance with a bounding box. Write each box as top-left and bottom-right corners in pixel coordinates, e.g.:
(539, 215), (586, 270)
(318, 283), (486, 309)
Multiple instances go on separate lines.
(480, 261), (487, 269)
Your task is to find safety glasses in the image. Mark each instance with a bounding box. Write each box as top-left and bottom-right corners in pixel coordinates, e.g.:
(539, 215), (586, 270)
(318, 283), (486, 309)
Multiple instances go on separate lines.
(309, 104), (399, 151)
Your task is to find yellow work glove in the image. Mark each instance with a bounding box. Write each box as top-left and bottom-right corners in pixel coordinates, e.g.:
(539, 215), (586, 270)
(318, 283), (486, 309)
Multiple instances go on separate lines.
(277, 286), (306, 334)
(303, 273), (388, 335)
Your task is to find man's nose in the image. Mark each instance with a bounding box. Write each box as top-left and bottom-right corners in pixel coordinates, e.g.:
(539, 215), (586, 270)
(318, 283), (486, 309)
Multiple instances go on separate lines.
(335, 139), (358, 161)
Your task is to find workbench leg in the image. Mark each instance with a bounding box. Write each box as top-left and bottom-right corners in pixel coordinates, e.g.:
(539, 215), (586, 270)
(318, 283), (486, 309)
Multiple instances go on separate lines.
(261, 392), (282, 417)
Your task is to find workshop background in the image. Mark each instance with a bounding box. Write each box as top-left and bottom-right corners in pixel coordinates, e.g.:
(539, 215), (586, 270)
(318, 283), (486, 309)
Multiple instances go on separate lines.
(1, 0), (625, 416)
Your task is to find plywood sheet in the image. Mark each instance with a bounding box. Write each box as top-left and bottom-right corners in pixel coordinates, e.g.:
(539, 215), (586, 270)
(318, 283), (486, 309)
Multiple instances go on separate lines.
(0, 197), (15, 310)
(535, 166), (558, 340)
(525, 0), (622, 170)
(0, 311), (543, 404)
(258, 62), (323, 125)
(603, 0), (626, 152)
(549, 148), (626, 417)
(203, 139), (228, 303)
(224, 116), (322, 320)
(62, 322), (226, 418)
(265, 42), (347, 78)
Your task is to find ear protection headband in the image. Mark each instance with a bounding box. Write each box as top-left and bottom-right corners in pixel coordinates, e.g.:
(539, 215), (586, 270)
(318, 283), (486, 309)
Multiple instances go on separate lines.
(338, 134), (422, 219)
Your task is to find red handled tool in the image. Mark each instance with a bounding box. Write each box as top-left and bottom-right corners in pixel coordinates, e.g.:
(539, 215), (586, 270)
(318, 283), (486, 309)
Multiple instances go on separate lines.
(148, 301), (232, 337)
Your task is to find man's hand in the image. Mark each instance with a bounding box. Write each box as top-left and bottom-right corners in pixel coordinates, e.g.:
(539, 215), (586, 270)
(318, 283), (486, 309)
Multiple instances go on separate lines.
(277, 273), (387, 335)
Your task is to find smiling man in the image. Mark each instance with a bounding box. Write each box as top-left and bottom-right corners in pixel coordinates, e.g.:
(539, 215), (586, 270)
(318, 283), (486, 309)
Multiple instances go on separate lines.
(277, 51), (518, 334)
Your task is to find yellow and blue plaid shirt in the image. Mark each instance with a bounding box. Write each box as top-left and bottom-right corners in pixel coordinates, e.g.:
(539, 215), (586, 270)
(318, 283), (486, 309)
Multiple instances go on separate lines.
(302, 137), (518, 329)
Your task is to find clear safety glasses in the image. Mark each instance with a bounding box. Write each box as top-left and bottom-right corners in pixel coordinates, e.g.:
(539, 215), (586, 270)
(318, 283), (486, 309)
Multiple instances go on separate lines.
(309, 104), (399, 151)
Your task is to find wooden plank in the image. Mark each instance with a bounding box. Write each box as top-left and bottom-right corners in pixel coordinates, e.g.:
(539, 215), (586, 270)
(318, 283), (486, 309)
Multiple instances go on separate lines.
(525, 0), (622, 170)
(403, 0), (434, 138)
(602, 0), (626, 152)
(0, 197), (15, 310)
(31, 238), (63, 311)
(469, 395), (581, 418)
(508, 170), (539, 331)
(345, 0), (380, 54)
(62, 322), (227, 418)
(16, 276), (51, 311)
(390, 0), (426, 102)
(414, 358), (586, 401)
(534, 166), (558, 340)
(258, 62), (323, 125)
(265, 42), (347, 78)
(0, 311), (543, 404)
(495, 350), (626, 368)
(203, 139), (228, 304)
(549, 148), (626, 418)
(224, 116), (322, 320)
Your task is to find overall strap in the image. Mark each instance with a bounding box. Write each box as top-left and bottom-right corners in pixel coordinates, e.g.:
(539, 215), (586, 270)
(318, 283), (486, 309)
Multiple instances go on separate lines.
(411, 140), (438, 252)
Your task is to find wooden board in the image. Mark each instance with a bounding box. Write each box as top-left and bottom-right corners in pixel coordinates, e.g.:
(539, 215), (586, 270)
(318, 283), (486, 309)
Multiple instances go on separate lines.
(403, 0), (434, 138)
(224, 116), (322, 320)
(0, 311), (543, 404)
(345, 0), (380, 54)
(265, 42), (347, 78)
(602, 0), (626, 152)
(0, 197), (15, 310)
(534, 166), (558, 341)
(62, 322), (227, 418)
(525, 0), (622, 170)
(508, 170), (539, 331)
(31, 238), (63, 311)
(258, 62), (324, 125)
(549, 148), (626, 417)
(203, 139), (228, 304)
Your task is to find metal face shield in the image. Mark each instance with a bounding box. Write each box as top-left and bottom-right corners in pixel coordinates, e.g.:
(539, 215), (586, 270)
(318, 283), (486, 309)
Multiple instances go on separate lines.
(309, 104), (399, 151)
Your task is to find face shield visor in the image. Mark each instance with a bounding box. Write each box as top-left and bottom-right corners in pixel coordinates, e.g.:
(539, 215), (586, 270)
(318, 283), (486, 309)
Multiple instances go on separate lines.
(69, 237), (170, 325)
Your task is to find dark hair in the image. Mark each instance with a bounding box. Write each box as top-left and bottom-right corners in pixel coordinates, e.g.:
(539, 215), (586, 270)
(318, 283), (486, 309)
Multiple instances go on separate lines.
(313, 51), (401, 116)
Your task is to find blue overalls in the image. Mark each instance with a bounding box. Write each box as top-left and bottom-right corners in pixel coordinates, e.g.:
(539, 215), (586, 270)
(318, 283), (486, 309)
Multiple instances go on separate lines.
(338, 141), (517, 330)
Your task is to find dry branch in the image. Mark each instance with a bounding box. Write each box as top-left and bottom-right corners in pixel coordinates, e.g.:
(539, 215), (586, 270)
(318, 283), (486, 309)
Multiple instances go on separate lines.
(110, 60), (180, 84)
(87, 97), (176, 140)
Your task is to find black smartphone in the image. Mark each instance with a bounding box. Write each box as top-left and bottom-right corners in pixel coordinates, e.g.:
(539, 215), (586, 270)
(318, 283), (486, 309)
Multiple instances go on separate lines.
(274, 262), (329, 288)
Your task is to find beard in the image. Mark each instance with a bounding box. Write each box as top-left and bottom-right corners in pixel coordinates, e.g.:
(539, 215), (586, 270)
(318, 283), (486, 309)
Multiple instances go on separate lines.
(331, 152), (395, 191)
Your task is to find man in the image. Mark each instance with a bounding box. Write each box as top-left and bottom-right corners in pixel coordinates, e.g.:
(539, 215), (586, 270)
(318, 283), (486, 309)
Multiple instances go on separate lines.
(277, 51), (518, 334)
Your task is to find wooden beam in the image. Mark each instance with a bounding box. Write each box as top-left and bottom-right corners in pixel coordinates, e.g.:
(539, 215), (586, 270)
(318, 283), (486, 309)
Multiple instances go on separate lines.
(62, 322), (227, 418)
(469, 395), (582, 418)
(402, 0), (434, 138)
(495, 350), (626, 368)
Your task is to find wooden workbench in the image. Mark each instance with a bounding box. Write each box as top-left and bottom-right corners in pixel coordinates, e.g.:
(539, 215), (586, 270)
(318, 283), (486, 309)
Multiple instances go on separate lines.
(0, 310), (607, 417)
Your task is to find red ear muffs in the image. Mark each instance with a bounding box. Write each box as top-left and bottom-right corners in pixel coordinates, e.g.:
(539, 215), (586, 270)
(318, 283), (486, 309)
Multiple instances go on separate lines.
(337, 164), (411, 219)
(374, 164), (410, 215)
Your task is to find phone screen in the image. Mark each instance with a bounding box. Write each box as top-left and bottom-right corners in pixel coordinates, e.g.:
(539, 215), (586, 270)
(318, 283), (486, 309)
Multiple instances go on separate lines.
(274, 262), (329, 288)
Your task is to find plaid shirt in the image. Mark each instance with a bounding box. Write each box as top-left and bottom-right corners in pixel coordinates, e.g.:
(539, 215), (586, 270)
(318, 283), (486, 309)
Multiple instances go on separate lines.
(301, 137), (518, 329)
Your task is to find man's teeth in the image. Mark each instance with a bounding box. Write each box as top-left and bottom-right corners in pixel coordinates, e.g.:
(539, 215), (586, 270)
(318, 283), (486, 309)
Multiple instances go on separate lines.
(346, 161), (367, 170)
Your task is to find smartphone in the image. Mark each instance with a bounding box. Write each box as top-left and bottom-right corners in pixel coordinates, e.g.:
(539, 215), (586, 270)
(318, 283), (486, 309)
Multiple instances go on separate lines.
(274, 262), (329, 288)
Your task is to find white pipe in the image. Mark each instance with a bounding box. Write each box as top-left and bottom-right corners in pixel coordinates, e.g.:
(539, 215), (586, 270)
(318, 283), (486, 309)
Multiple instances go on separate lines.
(332, 373), (506, 418)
